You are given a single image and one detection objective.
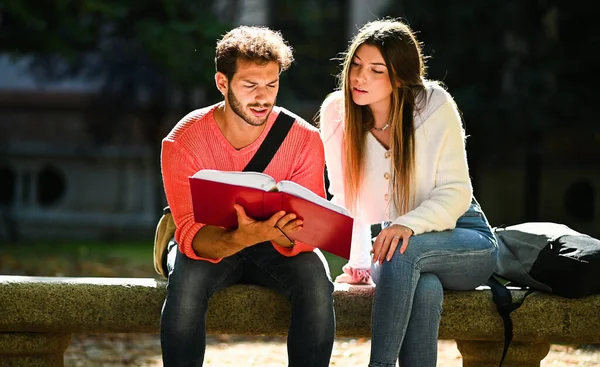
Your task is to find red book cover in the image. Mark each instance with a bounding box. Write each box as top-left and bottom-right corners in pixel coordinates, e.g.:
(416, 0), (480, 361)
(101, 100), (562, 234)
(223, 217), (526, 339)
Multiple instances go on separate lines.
(189, 170), (353, 259)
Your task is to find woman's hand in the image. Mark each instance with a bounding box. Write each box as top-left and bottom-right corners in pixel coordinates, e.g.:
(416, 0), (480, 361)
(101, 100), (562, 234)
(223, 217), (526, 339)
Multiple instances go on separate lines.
(371, 224), (414, 264)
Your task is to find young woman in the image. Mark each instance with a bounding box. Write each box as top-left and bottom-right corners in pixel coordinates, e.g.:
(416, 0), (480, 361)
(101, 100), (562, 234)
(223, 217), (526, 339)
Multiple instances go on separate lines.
(319, 19), (498, 366)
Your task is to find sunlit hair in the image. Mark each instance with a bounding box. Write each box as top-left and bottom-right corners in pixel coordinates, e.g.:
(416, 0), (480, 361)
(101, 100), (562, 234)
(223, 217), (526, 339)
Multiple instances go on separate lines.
(339, 18), (431, 215)
(215, 26), (294, 80)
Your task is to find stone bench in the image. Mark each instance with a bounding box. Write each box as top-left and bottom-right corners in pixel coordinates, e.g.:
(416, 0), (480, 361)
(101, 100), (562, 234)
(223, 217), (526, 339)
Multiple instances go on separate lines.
(0, 275), (598, 367)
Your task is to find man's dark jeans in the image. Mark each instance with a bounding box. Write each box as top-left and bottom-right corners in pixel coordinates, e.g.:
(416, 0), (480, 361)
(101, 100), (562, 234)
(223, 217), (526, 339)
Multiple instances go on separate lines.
(160, 242), (336, 367)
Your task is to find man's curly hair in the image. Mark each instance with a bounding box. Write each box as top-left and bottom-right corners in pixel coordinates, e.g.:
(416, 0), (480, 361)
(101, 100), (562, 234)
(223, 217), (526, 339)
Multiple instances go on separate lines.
(215, 26), (294, 80)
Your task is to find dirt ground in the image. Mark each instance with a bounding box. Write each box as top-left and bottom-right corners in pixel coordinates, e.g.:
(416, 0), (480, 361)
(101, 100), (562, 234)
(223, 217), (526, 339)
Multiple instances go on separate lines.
(64, 333), (600, 367)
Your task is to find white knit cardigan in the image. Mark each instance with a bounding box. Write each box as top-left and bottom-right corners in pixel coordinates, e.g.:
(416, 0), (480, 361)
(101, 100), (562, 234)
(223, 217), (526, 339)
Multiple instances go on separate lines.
(319, 83), (473, 268)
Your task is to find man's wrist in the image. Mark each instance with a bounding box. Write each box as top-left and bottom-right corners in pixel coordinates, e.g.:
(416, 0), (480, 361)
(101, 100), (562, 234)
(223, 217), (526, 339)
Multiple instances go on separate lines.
(229, 229), (253, 248)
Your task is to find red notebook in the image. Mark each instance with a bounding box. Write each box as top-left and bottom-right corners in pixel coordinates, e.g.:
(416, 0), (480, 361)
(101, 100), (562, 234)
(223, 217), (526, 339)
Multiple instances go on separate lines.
(189, 170), (353, 259)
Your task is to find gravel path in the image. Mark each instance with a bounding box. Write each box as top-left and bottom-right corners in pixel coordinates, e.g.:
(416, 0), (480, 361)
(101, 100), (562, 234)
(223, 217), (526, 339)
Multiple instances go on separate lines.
(64, 333), (600, 366)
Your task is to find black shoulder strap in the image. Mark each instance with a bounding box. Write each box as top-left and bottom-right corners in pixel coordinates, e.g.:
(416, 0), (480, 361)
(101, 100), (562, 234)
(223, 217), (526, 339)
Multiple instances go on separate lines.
(243, 110), (295, 172)
(486, 275), (534, 367)
(160, 110), (295, 234)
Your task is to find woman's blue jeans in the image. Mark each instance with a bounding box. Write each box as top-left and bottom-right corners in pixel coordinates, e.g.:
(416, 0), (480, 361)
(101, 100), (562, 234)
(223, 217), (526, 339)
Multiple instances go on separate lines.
(369, 199), (498, 367)
(160, 242), (335, 367)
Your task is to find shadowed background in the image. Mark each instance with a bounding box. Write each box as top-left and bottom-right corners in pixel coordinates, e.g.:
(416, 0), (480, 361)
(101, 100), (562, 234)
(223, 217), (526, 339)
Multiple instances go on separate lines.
(0, 1), (598, 366)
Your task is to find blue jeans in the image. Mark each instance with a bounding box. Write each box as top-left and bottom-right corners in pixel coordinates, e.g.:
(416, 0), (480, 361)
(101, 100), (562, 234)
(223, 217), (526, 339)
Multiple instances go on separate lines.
(369, 199), (498, 367)
(160, 242), (335, 367)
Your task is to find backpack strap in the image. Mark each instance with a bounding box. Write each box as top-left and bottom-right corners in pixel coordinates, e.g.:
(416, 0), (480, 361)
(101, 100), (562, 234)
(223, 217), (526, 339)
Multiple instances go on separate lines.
(486, 275), (534, 367)
(243, 110), (295, 172)
(157, 110), (296, 275)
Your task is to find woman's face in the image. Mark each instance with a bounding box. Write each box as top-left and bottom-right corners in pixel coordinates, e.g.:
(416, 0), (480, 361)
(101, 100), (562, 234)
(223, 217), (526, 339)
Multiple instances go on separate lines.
(348, 44), (394, 109)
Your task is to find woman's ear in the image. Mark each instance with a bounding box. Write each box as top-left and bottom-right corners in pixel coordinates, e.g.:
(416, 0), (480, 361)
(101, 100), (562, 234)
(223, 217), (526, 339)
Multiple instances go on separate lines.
(395, 79), (402, 88)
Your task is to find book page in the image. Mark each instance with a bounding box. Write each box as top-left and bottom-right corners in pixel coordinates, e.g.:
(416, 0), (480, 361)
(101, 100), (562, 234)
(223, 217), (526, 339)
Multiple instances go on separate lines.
(191, 170), (276, 191)
(276, 181), (350, 216)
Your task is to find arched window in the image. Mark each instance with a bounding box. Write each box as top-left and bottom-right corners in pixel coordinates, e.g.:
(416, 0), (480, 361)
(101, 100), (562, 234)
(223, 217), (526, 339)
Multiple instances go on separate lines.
(37, 165), (67, 207)
(0, 165), (16, 206)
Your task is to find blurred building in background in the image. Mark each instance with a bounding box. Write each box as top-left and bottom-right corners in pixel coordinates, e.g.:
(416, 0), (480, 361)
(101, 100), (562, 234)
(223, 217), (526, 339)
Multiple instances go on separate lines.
(0, 0), (598, 243)
(0, 56), (157, 242)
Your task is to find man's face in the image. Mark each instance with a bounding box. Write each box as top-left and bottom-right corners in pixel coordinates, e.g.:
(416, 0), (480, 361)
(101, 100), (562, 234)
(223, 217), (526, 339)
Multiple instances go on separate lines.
(225, 59), (280, 127)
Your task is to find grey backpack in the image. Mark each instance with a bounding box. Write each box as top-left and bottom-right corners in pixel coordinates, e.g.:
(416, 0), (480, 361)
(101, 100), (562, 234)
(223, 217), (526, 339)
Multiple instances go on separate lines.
(493, 222), (600, 298)
(485, 222), (600, 367)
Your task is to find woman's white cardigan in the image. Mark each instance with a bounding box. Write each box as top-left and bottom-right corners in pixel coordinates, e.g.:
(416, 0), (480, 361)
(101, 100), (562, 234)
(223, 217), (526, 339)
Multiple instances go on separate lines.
(319, 84), (473, 268)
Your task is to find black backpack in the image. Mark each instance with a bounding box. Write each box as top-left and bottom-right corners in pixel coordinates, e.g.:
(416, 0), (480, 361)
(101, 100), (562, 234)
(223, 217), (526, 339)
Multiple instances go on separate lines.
(485, 222), (600, 366)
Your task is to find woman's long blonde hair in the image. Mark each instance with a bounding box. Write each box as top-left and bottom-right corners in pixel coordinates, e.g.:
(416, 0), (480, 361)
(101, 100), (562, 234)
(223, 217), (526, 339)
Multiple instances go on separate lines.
(340, 19), (429, 215)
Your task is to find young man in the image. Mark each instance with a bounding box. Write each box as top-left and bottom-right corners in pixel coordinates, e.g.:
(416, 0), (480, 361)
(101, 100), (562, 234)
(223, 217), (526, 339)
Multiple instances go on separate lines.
(159, 26), (335, 366)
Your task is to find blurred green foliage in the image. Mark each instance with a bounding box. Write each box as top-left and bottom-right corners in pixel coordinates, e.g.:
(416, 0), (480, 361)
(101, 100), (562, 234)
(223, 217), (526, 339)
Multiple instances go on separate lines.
(0, 0), (229, 89)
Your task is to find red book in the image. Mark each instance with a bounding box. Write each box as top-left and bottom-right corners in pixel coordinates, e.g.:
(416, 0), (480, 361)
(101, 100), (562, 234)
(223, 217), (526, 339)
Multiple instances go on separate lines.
(189, 170), (353, 259)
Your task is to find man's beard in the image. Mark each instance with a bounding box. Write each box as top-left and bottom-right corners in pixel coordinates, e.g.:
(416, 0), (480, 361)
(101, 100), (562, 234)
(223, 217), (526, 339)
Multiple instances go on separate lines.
(227, 87), (274, 127)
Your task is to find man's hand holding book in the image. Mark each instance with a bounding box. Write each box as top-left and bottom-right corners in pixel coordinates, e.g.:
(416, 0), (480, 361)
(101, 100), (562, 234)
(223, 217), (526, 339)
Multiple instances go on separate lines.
(233, 204), (300, 248)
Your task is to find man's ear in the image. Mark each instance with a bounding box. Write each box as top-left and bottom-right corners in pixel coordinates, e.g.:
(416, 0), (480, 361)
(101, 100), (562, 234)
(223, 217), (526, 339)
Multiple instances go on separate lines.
(215, 72), (228, 96)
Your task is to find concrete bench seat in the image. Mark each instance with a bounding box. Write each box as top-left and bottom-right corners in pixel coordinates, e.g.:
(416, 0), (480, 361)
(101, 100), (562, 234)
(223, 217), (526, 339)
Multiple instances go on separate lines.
(1, 275), (599, 366)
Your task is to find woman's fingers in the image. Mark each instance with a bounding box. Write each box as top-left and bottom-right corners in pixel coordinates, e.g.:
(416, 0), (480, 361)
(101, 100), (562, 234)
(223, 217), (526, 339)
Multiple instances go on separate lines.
(372, 225), (414, 263)
(373, 235), (390, 264)
(387, 236), (401, 261)
(399, 235), (411, 254)
(371, 236), (381, 263)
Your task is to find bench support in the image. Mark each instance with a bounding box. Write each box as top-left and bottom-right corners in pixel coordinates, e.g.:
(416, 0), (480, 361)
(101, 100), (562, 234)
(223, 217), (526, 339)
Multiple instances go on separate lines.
(456, 340), (551, 367)
(0, 333), (71, 367)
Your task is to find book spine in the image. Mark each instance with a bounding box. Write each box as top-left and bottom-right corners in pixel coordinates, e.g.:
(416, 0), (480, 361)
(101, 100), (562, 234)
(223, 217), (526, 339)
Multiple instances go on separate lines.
(263, 192), (283, 219)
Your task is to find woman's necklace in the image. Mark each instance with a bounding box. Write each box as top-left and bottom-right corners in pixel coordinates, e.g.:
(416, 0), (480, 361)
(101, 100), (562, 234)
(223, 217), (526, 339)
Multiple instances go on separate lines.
(372, 123), (390, 132)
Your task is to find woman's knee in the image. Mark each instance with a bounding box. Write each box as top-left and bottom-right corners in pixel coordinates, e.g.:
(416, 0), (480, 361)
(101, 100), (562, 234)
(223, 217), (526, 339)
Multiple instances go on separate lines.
(413, 273), (443, 311)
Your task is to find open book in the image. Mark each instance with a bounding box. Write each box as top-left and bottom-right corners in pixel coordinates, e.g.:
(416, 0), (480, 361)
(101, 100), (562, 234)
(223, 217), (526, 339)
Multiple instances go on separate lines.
(189, 169), (353, 259)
